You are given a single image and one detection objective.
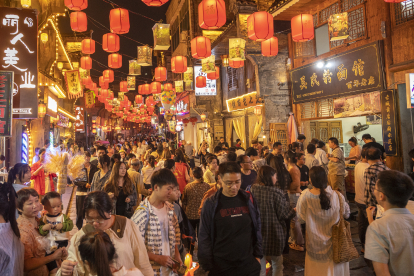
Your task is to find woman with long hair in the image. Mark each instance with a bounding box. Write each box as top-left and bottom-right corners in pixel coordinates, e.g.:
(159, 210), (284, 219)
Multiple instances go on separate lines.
(104, 162), (137, 218)
(251, 166), (296, 276)
(30, 148), (57, 197)
(174, 150), (191, 193)
(288, 142), (301, 153)
(156, 148), (172, 169)
(297, 166), (350, 276)
(91, 154), (112, 192)
(8, 163), (31, 193)
(141, 155), (160, 190)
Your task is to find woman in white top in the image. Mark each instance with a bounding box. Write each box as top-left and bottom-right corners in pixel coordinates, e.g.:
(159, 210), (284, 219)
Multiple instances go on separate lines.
(297, 166), (350, 276)
(141, 155), (160, 190)
(156, 148), (172, 169)
(315, 141), (329, 174)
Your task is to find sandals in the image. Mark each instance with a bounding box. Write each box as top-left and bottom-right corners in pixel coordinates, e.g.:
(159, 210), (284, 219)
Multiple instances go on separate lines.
(289, 243), (305, 252)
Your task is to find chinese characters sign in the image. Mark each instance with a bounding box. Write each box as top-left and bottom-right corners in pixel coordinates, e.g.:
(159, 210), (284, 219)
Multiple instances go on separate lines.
(127, 76), (135, 90)
(290, 41), (384, 103)
(0, 7), (38, 118)
(226, 92), (263, 112)
(56, 113), (69, 128)
(0, 71), (13, 136)
(381, 90), (398, 156)
(84, 90), (95, 108)
(194, 66), (216, 96)
(75, 106), (84, 132)
(64, 70), (83, 99)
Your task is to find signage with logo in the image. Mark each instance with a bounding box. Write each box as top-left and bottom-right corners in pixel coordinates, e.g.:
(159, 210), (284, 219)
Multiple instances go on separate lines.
(290, 41), (385, 103)
(0, 7), (38, 118)
(75, 106), (84, 132)
(226, 91), (263, 112)
(57, 113), (69, 128)
(176, 94), (189, 114)
(381, 90), (398, 156)
(0, 71), (13, 136)
(194, 66), (216, 96)
(47, 93), (58, 118)
(406, 73), (414, 109)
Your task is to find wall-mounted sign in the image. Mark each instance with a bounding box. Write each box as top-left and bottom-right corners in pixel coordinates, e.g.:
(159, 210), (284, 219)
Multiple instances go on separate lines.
(75, 106), (84, 132)
(381, 90), (398, 156)
(66, 42), (82, 52)
(406, 73), (414, 108)
(57, 113), (69, 128)
(226, 91), (263, 112)
(0, 7), (38, 118)
(194, 66), (216, 96)
(328, 12), (349, 41)
(290, 41), (385, 103)
(0, 71), (13, 136)
(334, 91), (380, 118)
(65, 70), (83, 99)
(47, 93), (58, 118)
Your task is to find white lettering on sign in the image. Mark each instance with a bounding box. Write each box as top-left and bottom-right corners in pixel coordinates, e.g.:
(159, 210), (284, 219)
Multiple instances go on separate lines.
(176, 100), (188, 113)
(48, 96), (57, 113)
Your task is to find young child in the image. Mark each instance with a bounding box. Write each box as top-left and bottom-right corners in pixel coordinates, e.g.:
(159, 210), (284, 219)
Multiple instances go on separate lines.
(39, 191), (74, 272)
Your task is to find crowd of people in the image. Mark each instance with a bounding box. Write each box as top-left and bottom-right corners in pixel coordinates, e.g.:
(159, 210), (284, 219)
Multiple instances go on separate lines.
(0, 133), (413, 276)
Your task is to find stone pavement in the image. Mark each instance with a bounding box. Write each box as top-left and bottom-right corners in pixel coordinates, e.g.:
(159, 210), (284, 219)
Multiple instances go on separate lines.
(62, 185), (79, 238)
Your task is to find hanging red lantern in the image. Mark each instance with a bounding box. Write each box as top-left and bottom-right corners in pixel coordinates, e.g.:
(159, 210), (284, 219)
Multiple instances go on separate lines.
(151, 82), (161, 94)
(196, 76), (206, 88)
(207, 66), (220, 80)
(229, 60), (244, 68)
(120, 81), (128, 92)
(65, 0), (88, 10)
(261, 37), (278, 57)
(384, 0), (407, 2)
(110, 8), (130, 34)
(142, 0), (169, 7)
(147, 96), (154, 105)
(171, 56), (187, 73)
(138, 85), (142, 94)
(254, 105), (262, 116)
(164, 83), (173, 91)
(70, 12), (87, 32)
(103, 69), (114, 83)
(198, 0), (226, 29)
(247, 12), (274, 41)
(191, 36), (211, 59)
(82, 76), (92, 86)
(183, 118), (189, 126)
(291, 14), (314, 42)
(154, 67), (167, 81)
(108, 53), (122, 68)
(90, 82), (98, 90)
(80, 56), (92, 69)
(135, 95), (143, 104)
(102, 33), (120, 53)
(141, 83), (151, 95)
(99, 76), (109, 89)
(101, 89), (109, 99)
(81, 38), (95, 54)
(109, 91), (114, 100)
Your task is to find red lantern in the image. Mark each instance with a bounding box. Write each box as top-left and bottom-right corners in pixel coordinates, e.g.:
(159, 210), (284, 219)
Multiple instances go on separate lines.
(120, 81), (128, 92)
(90, 82), (98, 90)
(164, 83), (173, 91)
(81, 38), (95, 54)
(110, 8), (130, 34)
(108, 53), (122, 68)
(147, 96), (154, 104)
(109, 91), (114, 100)
(102, 33), (120, 53)
(183, 118), (189, 126)
(196, 76), (206, 88)
(101, 89), (109, 99)
(247, 12), (274, 41)
(198, 0), (226, 29)
(291, 14), (314, 42)
(65, 0), (88, 10)
(135, 95), (143, 104)
(254, 106), (262, 116)
(151, 82), (161, 94)
(229, 60), (244, 68)
(141, 84), (151, 95)
(261, 37), (278, 57)
(384, 0), (406, 2)
(171, 56), (187, 73)
(207, 66), (220, 80)
(99, 76), (109, 89)
(191, 36), (211, 59)
(154, 67), (167, 81)
(80, 56), (92, 69)
(70, 12), (87, 32)
(82, 76), (92, 86)
(103, 69), (114, 83)
(142, 0), (169, 7)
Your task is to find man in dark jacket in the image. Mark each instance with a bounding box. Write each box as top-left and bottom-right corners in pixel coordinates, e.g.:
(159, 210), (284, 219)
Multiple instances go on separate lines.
(73, 152), (98, 230)
(198, 161), (263, 276)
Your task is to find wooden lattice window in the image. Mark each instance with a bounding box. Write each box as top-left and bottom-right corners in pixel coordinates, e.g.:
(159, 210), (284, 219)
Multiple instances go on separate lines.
(317, 99), (334, 117)
(310, 121), (343, 143)
(319, 3), (340, 24)
(269, 123), (288, 152)
(313, 13), (319, 27)
(342, 0), (364, 11)
(395, 1), (414, 25)
(301, 102), (316, 119)
(227, 67), (238, 91)
(294, 39), (316, 58)
(301, 99), (334, 119)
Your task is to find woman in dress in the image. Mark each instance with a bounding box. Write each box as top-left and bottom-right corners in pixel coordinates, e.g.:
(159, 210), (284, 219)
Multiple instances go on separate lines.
(30, 148), (57, 198)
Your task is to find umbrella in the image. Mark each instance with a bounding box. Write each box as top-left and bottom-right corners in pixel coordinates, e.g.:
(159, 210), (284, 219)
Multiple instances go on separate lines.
(287, 112), (298, 144)
(95, 140), (110, 145)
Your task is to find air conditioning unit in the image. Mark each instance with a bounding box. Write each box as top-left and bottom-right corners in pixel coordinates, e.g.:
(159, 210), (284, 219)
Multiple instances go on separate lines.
(180, 31), (188, 43)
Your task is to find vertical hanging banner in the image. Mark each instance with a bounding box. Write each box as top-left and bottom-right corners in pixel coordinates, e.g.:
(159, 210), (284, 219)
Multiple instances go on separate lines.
(381, 90), (398, 156)
(84, 90), (95, 108)
(329, 13), (349, 41)
(127, 76), (135, 90)
(75, 106), (85, 132)
(0, 7), (38, 118)
(0, 71), (13, 136)
(129, 60), (141, 75)
(65, 70), (83, 99)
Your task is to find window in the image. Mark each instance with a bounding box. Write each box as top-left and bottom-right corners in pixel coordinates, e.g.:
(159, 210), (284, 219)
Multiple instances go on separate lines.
(315, 24), (330, 56)
(227, 67), (238, 91)
(171, 19), (179, 53)
(269, 123), (288, 152)
(301, 99), (334, 119)
(319, 3), (340, 24)
(294, 40), (316, 58)
(310, 121), (343, 143)
(395, 0), (414, 25)
(170, 0), (190, 53)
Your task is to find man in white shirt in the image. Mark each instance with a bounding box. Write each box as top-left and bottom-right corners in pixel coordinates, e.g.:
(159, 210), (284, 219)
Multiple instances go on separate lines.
(314, 141), (329, 171)
(304, 144), (319, 171)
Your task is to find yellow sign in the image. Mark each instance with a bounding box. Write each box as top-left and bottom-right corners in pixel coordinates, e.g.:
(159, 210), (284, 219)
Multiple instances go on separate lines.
(64, 70), (83, 99)
(66, 42), (82, 52)
(85, 91), (95, 108)
(226, 92), (263, 112)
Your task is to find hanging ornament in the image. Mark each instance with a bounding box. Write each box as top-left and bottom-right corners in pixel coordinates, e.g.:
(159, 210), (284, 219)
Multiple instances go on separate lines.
(153, 23), (170, 50)
(175, 80), (184, 93)
(103, 69), (114, 83)
(99, 76), (109, 89)
(108, 53), (122, 69)
(196, 76), (206, 88)
(81, 38), (95, 54)
(161, 89), (176, 110)
(70, 12), (87, 32)
(154, 67), (167, 81)
(135, 95), (143, 104)
(201, 55), (215, 73)
(103, 33), (120, 53)
(229, 38), (246, 61)
(140, 84), (151, 95)
(80, 56), (92, 69)
(110, 8), (130, 34)
(261, 37), (278, 57)
(207, 66), (220, 80)
(151, 82), (162, 94)
(129, 60), (142, 75)
(82, 76), (92, 86)
(137, 46), (153, 66)
(120, 81), (128, 92)
(229, 60), (244, 68)
(65, 0), (88, 11)
(184, 67), (193, 82)
(247, 12), (274, 41)
(164, 83), (173, 91)
(40, 33), (48, 44)
(291, 14), (314, 42)
(142, 0), (169, 7)
(191, 36), (211, 59)
(171, 56), (187, 73)
(198, 0), (226, 29)
(221, 55), (229, 67)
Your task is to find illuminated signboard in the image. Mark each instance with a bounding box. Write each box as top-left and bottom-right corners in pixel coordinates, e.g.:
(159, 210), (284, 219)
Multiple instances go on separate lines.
(56, 113), (69, 128)
(47, 94), (58, 118)
(194, 66), (216, 96)
(0, 7), (38, 118)
(0, 71), (13, 136)
(75, 106), (85, 132)
(176, 95), (189, 114)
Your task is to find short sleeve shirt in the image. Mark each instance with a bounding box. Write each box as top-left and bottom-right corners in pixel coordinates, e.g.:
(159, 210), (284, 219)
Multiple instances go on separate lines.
(328, 147), (345, 175)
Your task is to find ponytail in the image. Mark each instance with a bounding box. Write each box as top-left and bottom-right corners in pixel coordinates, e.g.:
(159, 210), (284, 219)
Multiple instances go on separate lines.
(309, 166), (331, 210)
(0, 183), (20, 238)
(7, 163), (30, 185)
(148, 155), (156, 168)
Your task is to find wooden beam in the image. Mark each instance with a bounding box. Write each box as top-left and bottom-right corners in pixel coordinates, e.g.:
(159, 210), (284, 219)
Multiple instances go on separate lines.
(388, 59), (414, 72)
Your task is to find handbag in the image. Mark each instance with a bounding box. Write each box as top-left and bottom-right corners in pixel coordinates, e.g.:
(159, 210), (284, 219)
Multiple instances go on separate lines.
(332, 191), (359, 263)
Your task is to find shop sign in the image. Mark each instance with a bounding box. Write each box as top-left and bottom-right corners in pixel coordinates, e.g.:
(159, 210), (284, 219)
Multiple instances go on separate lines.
(0, 7), (38, 118)
(57, 113), (69, 128)
(127, 76), (135, 90)
(226, 91), (263, 112)
(0, 71), (13, 136)
(66, 42), (82, 52)
(65, 70), (83, 99)
(406, 73), (414, 108)
(176, 95), (189, 114)
(46, 93), (58, 118)
(381, 90), (398, 156)
(194, 66), (216, 96)
(290, 41), (385, 103)
(333, 91), (380, 118)
(75, 106), (84, 132)
(84, 90), (95, 108)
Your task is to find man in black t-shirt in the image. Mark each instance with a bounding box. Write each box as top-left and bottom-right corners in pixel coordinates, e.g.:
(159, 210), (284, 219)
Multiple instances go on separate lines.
(296, 152), (310, 190)
(198, 162), (262, 276)
(362, 133), (386, 160)
(217, 137), (229, 149)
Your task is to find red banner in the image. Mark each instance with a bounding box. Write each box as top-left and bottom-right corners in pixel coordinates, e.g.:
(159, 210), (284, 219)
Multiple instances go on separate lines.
(0, 72), (13, 136)
(75, 106), (84, 132)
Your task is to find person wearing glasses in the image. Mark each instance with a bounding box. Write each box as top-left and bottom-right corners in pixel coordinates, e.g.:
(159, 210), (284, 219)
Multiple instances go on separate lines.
(58, 191), (153, 276)
(236, 155), (257, 191)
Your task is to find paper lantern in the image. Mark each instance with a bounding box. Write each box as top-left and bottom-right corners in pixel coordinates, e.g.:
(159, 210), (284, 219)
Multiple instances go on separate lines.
(142, 0), (169, 7)
(152, 23), (170, 50)
(135, 95), (143, 104)
(82, 76), (92, 86)
(196, 76), (206, 88)
(247, 12), (274, 41)
(191, 36), (211, 59)
(154, 67), (167, 81)
(261, 37), (278, 57)
(384, 0), (408, 2)
(229, 38), (246, 61)
(291, 14), (314, 42)
(164, 83), (173, 91)
(21, 0), (31, 8)
(81, 39), (95, 55)
(103, 33), (120, 53)
(207, 66), (220, 80)
(110, 8), (130, 34)
(137, 46), (152, 66)
(129, 60), (141, 75)
(183, 118), (189, 126)
(202, 55), (215, 73)
(151, 82), (162, 94)
(90, 82), (97, 91)
(120, 81), (128, 92)
(65, 0), (88, 10)
(101, 89), (109, 99)
(70, 12), (87, 32)
(175, 80), (184, 93)
(38, 102), (46, 118)
(80, 56), (92, 69)
(108, 53), (122, 69)
(99, 76), (109, 89)
(171, 56), (187, 73)
(200, 113), (207, 121)
(92, 129), (97, 134)
(198, 0), (226, 29)
(229, 60), (244, 68)
(103, 69), (114, 83)
(221, 55), (229, 67)
(161, 89), (176, 110)
(40, 33), (48, 43)
(140, 84), (151, 95)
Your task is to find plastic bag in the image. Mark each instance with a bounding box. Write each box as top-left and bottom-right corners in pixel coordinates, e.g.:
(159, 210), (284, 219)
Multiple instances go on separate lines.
(36, 231), (58, 254)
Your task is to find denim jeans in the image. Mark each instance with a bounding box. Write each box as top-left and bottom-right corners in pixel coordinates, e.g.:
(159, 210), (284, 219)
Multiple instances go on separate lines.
(356, 202), (369, 246)
(288, 192), (304, 246)
(260, 256), (283, 276)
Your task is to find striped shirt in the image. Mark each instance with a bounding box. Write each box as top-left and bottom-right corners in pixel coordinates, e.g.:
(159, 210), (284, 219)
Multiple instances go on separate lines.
(364, 162), (390, 207)
(0, 222), (24, 276)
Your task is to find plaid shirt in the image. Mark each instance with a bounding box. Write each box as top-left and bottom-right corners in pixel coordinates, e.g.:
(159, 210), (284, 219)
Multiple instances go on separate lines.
(250, 184), (296, 256)
(364, 162), (390, 206)
(182, 181), (211, 220)
(131, 198), (181, 276)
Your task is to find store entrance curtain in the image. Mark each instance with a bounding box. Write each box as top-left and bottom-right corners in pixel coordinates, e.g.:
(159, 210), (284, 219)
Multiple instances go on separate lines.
(233, 116), (246, 149)
(225, 118), (232, 147)
(252, 116), (263, 141)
